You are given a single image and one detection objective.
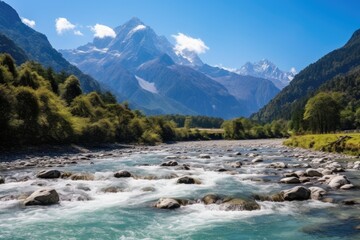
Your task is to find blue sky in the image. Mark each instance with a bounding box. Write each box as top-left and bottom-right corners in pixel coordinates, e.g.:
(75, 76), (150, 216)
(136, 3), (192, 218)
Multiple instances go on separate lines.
(5, 0), (360, 71)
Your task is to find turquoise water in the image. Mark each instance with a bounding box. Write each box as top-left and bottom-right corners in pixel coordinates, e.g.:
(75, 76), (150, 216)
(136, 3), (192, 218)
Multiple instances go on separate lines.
(1, 141), (359, 239)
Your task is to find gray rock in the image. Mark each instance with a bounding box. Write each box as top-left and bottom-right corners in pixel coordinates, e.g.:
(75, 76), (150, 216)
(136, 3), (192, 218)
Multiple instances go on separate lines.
(37, 169), (61, 179)
(199, 154), (211, 159)
(252, 156), (263, 163)
(309, 187), (326, 200)
(164, 156), (178, 160)
(0, 176), (4, 184)
(269, 162), (287, 169)
(299, 177), (310, 183)
(340, 184), (354, 190)
(220, 198), (260, 211)
(280, 177), (300, 184)
(70, 173), (94, 181)
(24, 188), (59, 206)
(327, 175), (350, 189)
(177, 176), (198, 184)
(160, 161), (178, 166)
(202, 194), (222, 204)
(230, 161), (242, 168)
(282, 186), (311, 201)
(306, 169), (323, 177)
(114, 170), (132, 178)
(155, 198), (180, 209)
(283, 172), (298, 178)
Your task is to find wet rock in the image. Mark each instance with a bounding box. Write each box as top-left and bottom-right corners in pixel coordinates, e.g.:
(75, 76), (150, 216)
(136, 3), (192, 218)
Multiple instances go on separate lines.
(220, 198), (260, 211)
(251, 156), (263, 163)
(282, 186), (311, 201)
(155, 198), (180, 209)
(295, 170), (306, 177)
(306, 169), (323, 177)
(164, 156), (178, 160)
(322, 197), (334, 203)
(233, 152), (242, 156)
(230, 161), (242, 168)
(342, 199), (359, 205)
(177, 176), (199, 184)
(340, 184), (354, 190)
(176, 164), (190, 170)
(327, 175), (350, 189)
(60, 172), (73, 179)
(114, 170), (132, 178)
(280, 177), (300, 184)
(37, 169), (61, 179)
(299, 177), (310, 183)
(217, 168), (229, 172)
(160, 161), (178, 167)
(70, 173), (94, 181)
(309, 187), (327, 200)
(24, 188), (59, 206)
(312, 158), (326, 164)
(283, 172), (298, 178)
(199, 154), (211, 159)
(322, 169), (333, 176)
(202, 194), (222, 204)
(102, 187), (122, 193)
(142, 187), (156, 192)
(269, 162), (287, 169)
(0, 176), (4, 184)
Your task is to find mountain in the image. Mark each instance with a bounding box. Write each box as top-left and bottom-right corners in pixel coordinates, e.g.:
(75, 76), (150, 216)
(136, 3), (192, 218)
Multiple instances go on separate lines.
(196, 64), (280, 114)
(0, 33), (28, 64)
(236, 59), (296, 89)
(0, 1), (100, 92)
(61, 18), (282, 118)
(61, 18), (254, 118)
(252, 29), (360, 123)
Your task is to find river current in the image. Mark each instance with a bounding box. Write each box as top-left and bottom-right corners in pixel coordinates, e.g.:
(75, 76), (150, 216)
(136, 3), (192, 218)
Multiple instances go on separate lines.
(0, 140), (359, 239)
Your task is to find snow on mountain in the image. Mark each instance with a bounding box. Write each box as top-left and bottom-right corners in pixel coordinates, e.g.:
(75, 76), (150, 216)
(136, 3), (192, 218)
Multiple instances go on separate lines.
(236, 59), (297, 89)
(135, 75), (158, 94)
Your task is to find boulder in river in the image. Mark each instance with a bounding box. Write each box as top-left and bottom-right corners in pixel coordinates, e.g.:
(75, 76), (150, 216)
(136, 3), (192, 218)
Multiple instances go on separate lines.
(37, 169), (61, 179)
(306, 168), (323, 177)
(114, 170), (132, 178)
(0, 176), (4, 184)
(23, 188), (59, 206)
(220, 198), (260, 211)
(154, 198), (181, 209)
(280, 177), (300, 184)
(70, 173), (95, 181)
(230, 161), (242, 168)
(251, 156), (263, 163)
(160, 161), (178, 167)
(269, 162), (287, 169)
(202, 194), (222, 204)
(164, 156), (178, 160)
(327, 175), (350, 189)
(199, 154), (211, 159)
(282, 186), (311, 201)
(309, 187), (327, 200)
(177, 176), (200, 184)
(340, 184), (354, 190)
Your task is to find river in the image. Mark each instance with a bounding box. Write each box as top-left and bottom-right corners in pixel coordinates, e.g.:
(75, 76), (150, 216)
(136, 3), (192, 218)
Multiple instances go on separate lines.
(0, 140), (359, 239)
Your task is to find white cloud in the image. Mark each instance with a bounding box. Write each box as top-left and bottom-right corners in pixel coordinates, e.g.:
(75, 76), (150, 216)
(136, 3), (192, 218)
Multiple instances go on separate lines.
(21, 17), (35, 28)
(90, 24), (116, 38)
(172, 33), (209, 55)
(55, 17), (75, 34)
(74, 30), (83, 36)
(290, 67), (297, 74)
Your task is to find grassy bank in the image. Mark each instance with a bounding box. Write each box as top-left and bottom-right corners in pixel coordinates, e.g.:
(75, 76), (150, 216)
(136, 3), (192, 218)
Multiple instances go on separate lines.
(284, 133), (360, 156)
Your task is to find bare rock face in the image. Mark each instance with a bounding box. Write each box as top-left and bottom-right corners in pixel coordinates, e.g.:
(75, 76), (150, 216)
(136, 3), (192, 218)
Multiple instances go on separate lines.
(114, 170), (132, 178)
(155, 198), (180, 209)
(37, 169), (61, 179)
(24, 188), (59, 206)
(281, 186), (311, 201)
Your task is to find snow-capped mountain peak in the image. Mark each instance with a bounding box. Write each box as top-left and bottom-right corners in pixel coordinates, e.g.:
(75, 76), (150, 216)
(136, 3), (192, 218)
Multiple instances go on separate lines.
(236, 59), (296, 89)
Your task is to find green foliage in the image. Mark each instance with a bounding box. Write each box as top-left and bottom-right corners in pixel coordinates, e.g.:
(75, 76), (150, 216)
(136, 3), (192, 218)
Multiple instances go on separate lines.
(60, 75), (82, 105)
(303, 92), (341, 133)
(161, 114), (224, 128)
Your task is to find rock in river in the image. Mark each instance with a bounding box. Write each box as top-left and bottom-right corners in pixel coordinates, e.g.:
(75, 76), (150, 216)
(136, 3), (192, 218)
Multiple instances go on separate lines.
(37, 169), (61, 179)
(280, 177), (300, 184)
(305, 169), (323, 177)
(23, 188), (59, 206)
(282, 186), (311, 201)
(0, 176), (4, 184)
(199, 154), (211, 159)
(155, 198), (180, 209)
(177, 176), (199, 184)
(202, 194), (222, 204)
(309, 187), (327, 200)
(160, 161), (178, 166)
(220, 198), (260, 211)
(327, 175), (350, 189)
(70, 173), (95, 181)
(114, 170), (132, 178)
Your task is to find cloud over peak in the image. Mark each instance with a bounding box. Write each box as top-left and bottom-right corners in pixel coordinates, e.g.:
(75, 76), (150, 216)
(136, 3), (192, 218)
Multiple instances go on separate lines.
(55, 17), (75, 34)
(172, 33), (209, 55)
(90, 24), (116, 38)
(21, 17), (35, 28)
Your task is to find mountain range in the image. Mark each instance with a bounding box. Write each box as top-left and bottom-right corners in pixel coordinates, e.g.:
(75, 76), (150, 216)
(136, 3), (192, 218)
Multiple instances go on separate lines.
(60, 17), (285, 118)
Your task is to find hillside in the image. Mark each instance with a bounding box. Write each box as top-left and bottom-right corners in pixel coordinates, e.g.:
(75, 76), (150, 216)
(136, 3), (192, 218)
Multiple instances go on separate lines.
(0, 33), (28, 64)
(0, 1), (100, 93)
(252, 29), (360, 122)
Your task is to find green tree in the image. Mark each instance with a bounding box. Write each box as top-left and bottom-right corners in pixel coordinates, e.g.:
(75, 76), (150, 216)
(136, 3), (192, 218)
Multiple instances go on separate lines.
(303, 92), (341, 133)
(61, 75), (82, 105)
